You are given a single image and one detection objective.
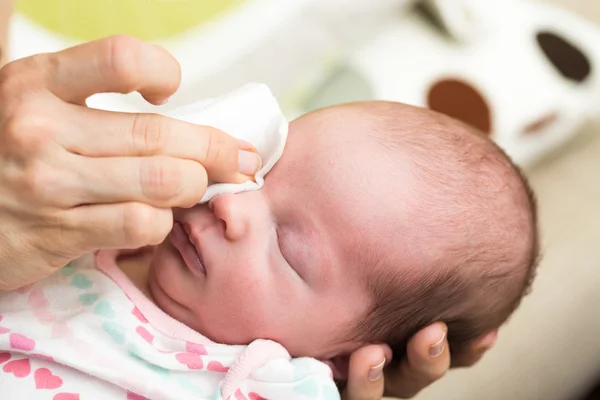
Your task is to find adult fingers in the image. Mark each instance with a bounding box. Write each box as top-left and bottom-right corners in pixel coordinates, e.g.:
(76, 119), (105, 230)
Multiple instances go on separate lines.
(384, 323), (450, 398)
(59, 105), (261, 184)
(342, 344), (391, 400)
(47, 35), (181, 105)
(63, 202), (173, 251)
(73, 155), (208, 208)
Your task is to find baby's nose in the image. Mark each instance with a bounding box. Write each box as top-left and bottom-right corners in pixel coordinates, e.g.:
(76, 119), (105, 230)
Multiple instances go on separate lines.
(209, 194), (248, 241)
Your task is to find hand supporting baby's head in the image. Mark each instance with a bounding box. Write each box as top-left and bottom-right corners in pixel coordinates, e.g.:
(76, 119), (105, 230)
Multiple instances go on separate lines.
(148, 101), (539, 379)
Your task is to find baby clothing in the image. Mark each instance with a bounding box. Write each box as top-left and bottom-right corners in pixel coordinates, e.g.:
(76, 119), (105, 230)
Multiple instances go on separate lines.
(0, 252), (339, 399)
(165, 83), (289, 204)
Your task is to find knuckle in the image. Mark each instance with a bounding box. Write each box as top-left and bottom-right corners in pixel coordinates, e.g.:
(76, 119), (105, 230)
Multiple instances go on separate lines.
(0, 59), (20, 81)
(0, 62), (21, 96)
(102, 35), (143, 91)
(1, 54), (44, 79)
(0, 65), (28, 105)
(21, 54), (48, 71)
(140, 156), (184, 202)
(181, 165), (207, 208)
(0, 56), (57, 113)
(3, 104), (55, 152)
(202, 127), (228, 166)
(122, 203), (157, 245)
(131, 113), (167, 154)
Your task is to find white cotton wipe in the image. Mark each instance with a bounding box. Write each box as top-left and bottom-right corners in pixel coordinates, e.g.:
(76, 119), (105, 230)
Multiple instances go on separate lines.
(164, 83), (288, 203)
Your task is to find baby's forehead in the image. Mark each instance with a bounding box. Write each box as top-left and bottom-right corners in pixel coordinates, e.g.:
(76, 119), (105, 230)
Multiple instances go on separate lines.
(270, 104), (420, 208)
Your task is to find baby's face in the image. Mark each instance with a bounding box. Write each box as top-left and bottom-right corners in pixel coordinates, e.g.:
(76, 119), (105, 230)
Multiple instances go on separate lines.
(148, 107), (415, 358)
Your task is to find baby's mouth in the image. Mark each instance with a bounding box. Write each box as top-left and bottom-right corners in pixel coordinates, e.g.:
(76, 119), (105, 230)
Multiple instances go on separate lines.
(171, 222), (206, 276)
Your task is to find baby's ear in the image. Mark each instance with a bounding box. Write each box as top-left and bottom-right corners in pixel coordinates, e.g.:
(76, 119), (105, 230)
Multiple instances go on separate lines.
(321, 355), (351, 380)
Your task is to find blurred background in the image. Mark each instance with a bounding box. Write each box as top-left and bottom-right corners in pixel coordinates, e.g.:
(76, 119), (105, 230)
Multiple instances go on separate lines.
(3, 0), (600, 398)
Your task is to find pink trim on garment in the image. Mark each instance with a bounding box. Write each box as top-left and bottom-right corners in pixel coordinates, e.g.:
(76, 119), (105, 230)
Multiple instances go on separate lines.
(94, 250), (216, 345)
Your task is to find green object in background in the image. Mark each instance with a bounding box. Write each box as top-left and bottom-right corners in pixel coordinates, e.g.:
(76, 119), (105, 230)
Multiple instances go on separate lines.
(15, 0), (243, 41)
(302, 65), (374, 112)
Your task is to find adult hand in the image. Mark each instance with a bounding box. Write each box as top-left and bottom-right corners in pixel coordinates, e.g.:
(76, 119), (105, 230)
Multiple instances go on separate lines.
(0, 35), (261, 290)
(343, 323), (498, 399)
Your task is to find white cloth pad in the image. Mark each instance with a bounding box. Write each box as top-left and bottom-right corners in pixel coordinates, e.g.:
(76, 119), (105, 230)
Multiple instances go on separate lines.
(165, 83), (289, 203)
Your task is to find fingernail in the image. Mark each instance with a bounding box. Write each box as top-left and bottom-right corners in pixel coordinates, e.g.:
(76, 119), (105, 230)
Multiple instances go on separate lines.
(429, 330), (447, 358)
(156, 97), (170, 105)
(368, 358), (386, 382)
(238, 150), (262, 176)
(237, 139), (257, 152)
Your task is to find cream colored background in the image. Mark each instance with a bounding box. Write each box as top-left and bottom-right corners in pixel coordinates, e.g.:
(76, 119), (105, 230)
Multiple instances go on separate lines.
(406, 1), (600, 399)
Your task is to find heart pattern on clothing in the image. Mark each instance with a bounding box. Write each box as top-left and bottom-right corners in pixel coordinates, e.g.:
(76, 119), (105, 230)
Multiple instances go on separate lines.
(175, 352), (204, 369)
(78, 293), (99, 306)
(102, 321), (125, 345)
(93, 301), (116, 318)
(34, 367), (63, 389)
(33, 308), (57, 324)
(207, 361), (229, 373)
(53, 393), (80, 400)
(71, 274), (93, 289)
(131, 307), (148, 323)
(248, 393), (268, 400)
(28, 287), (49, 309)
(127, 392), (150, 400)
(234, 389), (248, 400)
(52, 321), (72, 338)
(186, 342), (207, 355)
(3, 358), (31, 377)
(135, 326), (154, 344)
(9, 333), (36, 351)
(0, 352), (11, 364)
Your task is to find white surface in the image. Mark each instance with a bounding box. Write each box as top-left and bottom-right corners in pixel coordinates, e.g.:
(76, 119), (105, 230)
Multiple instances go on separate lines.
(349, 0), (600, 166)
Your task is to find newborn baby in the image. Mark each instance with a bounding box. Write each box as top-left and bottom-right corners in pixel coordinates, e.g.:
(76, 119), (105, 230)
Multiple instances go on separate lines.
(0, 101), (538, 400)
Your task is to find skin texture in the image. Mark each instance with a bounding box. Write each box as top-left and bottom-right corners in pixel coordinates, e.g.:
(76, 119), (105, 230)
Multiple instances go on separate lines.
(0, 36), (259, 290)
(0, 35), (495, 399)
(147, 106), (416, 360)
(121, 104), (500, 386)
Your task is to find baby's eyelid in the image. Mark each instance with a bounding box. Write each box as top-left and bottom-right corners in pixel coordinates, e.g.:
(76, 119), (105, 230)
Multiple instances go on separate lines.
(276, 227), (303, 279)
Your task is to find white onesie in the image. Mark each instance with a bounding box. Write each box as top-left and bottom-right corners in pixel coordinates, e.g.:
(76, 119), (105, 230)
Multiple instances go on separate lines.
(0, 252), (339, 400)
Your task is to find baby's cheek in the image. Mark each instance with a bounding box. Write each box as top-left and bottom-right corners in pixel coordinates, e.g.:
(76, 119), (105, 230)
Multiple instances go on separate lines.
(198, 269), (278, 344)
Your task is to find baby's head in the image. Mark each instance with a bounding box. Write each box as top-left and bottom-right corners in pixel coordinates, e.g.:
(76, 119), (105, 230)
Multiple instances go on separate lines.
(148, 101), (539, 377)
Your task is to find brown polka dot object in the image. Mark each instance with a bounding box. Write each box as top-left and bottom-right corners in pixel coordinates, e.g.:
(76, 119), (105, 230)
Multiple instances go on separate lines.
(536, 31), (591, 83)
(427, 78), (492, 134)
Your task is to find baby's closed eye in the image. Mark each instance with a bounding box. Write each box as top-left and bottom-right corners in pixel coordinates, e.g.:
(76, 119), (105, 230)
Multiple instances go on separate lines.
(276, 226), (307, 281)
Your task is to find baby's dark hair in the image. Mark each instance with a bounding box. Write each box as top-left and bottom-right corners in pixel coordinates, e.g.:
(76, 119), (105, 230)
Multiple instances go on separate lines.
(346, 102), (540, 365)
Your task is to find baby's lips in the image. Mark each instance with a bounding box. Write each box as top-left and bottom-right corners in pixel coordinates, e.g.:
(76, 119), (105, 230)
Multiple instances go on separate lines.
(237, 140), (262, 182)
